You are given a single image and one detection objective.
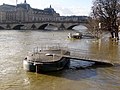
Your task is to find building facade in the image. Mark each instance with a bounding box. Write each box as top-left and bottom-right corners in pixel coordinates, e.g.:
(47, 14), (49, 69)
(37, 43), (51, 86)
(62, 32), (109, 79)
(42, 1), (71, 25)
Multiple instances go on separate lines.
(0, 0), (89, 24)
(0, 0), (60, 23)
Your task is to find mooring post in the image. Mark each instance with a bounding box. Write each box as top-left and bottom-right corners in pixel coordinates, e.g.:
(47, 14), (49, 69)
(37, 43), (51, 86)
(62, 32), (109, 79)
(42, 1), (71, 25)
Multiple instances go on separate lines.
(53, 54), (55, 61)
(36, 64), (38, 73)
(61, 49), (63, 56)
(37, 47), (39, 53)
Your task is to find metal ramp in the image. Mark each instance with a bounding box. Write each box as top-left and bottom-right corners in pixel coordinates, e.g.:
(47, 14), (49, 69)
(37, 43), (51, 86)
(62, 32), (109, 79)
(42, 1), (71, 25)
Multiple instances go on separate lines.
(32, 45), (115, 65)
(56, 48), (114, 65)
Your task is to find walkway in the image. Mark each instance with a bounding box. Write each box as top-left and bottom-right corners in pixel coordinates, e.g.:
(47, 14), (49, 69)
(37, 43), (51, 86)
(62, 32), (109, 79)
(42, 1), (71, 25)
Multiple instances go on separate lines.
(33, 45), (115, 65)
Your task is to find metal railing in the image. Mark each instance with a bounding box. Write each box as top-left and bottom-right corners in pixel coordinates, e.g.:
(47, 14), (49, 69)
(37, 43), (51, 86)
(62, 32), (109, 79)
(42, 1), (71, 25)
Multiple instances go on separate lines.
(28, 43), (119, 65)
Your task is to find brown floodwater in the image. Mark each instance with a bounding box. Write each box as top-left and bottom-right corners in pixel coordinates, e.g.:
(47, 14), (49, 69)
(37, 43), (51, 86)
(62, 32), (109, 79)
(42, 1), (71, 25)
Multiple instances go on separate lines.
(0, 30), (120, 90)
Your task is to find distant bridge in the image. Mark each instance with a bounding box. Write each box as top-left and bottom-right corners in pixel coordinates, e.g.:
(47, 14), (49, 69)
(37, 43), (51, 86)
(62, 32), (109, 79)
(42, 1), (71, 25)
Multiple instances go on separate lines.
(0, 21), (90, 30)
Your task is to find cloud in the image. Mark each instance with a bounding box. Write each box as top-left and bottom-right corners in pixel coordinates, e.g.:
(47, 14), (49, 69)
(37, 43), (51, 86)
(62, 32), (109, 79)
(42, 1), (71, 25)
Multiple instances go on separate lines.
(51, 0), (92, 16)
(51, 2), (91, 16)
(54, 6), (90, 16)
(7, 0), (15, 4)
(60, 8), (74, 15)
(0, 0), (17, 5)
(70, 7), (91, 16)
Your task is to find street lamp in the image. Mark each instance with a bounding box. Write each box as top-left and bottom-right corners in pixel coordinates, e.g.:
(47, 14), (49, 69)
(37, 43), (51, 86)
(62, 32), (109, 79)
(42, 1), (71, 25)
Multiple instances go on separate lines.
(99, 22), (101, 29)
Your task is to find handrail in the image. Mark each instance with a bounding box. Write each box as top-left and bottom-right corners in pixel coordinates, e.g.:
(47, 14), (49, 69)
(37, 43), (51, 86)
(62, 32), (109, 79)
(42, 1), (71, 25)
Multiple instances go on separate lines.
(25, 43), (120, 65)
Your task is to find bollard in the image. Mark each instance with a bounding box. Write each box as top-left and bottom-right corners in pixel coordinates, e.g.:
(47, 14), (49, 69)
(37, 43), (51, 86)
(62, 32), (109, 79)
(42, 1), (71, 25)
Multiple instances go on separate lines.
(36, 64), (38, 73)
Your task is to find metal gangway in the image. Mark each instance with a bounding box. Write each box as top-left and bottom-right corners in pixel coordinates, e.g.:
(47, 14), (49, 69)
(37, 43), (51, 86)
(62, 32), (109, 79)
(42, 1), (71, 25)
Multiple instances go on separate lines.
(32, 44), (115, 65)
(61, 48), (114, 65)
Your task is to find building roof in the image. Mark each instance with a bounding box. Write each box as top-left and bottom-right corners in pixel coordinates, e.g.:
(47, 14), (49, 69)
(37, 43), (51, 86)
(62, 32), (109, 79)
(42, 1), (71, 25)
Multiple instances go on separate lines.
(17, 3), (31, 10)
(44, 5), (56, 14)
(0, 4), (16, 11)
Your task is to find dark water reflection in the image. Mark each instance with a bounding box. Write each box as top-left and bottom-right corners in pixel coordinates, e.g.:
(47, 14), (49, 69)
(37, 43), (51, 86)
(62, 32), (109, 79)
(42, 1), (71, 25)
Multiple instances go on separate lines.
(0, 30), (120, 90)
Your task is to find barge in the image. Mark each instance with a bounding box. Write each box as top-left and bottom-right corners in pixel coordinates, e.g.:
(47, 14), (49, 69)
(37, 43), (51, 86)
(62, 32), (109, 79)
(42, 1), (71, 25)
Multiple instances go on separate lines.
(23, 49), (70, 72)
(68, 32), (82, 39)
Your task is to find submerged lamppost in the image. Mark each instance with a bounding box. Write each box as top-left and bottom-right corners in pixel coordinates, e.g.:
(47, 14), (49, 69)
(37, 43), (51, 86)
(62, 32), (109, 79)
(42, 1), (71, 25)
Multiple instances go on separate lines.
(98, 22), (102, 50)
(99, 22), (101, 29)
(97, 22), (102, 38)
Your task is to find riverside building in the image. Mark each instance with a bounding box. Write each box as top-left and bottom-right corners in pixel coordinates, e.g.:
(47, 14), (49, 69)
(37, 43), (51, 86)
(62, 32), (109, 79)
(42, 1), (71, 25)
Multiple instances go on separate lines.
(0, 0), (60, 23)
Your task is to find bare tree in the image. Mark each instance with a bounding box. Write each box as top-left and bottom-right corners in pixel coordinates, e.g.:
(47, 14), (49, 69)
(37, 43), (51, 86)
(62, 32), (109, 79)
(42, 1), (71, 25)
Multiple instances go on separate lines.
(90, 0), (120, 40)
(88, 17), (101, 38)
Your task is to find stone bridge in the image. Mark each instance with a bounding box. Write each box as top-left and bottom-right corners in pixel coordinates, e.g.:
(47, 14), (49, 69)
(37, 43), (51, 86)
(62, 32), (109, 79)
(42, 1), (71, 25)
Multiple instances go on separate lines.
(0, 21), (90, 30)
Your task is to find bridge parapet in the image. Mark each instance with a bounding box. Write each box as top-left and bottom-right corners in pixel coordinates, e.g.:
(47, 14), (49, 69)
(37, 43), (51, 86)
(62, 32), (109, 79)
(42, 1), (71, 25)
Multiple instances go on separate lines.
(0, 20), (89, 30)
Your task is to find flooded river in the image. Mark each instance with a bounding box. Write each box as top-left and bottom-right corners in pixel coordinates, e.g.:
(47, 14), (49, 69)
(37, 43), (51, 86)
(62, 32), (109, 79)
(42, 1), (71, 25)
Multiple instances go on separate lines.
(0, 30), (120, 90)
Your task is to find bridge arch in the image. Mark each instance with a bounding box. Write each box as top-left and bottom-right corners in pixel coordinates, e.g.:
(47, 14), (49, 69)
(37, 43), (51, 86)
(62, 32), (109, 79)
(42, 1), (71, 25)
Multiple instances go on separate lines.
(38, 23), (58, 30)
(46, 23), (58, 30)
(67, 24), (79, 30)
(13, 25), (24, 30)
(65, 23), (90, 30)
(38, 24), (48, 30)
(0, 26), (4, 30)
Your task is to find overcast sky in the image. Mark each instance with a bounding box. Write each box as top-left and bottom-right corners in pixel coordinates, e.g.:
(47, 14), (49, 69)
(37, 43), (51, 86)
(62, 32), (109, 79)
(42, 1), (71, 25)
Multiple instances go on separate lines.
(0, 0), (93, 16)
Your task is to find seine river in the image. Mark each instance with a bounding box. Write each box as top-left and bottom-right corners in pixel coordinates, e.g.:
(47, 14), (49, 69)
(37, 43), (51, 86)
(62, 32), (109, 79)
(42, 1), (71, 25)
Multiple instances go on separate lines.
(0, 28), (120, 90)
